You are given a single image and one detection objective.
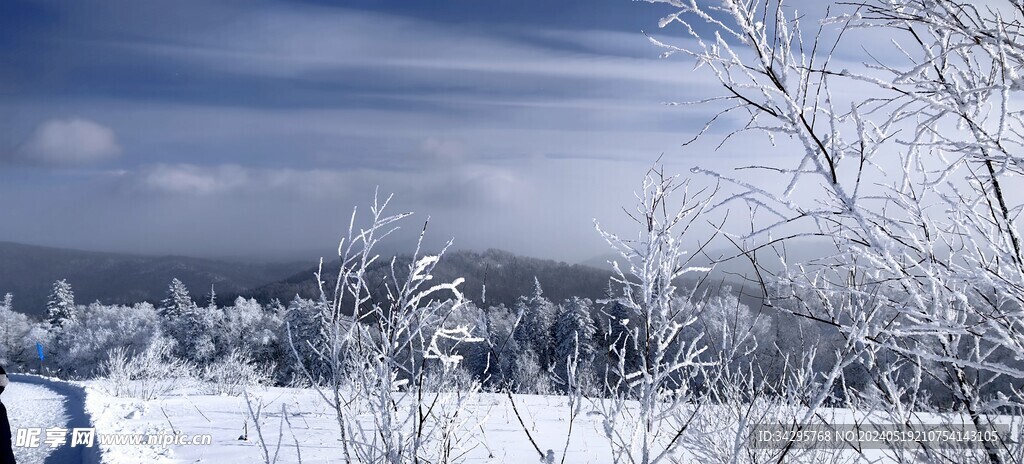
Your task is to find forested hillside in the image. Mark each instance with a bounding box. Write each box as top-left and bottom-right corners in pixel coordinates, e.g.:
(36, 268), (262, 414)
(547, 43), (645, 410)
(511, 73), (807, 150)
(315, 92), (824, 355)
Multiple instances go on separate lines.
(0, 242), (307, 315)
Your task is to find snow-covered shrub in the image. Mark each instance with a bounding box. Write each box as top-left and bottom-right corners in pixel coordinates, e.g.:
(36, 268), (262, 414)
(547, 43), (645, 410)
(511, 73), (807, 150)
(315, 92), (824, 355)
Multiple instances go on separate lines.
(98, 337), (196, 400)
(201, 349), (274, 396)
(513, 348), (552, 395)
(421, 363), (476, 393)
(289, 191), (484, 463)
(681, 360), (848, 464)
(52, 302), (163, 378)
(98, 347), (136, 398)
(0, 294), (37, 368)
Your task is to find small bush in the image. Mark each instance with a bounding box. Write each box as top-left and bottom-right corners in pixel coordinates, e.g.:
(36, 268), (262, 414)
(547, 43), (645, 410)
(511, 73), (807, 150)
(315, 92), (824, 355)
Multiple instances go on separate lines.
(98, 338), (196, 400)
(201, 349), (274, 396)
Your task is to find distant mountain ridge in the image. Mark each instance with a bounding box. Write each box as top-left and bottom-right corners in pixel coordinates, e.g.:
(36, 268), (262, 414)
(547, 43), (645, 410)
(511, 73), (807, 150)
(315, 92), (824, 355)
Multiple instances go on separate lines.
(0, 241), (309, 316)
(244, 248), (776, 315)
(0, 241), (769, 318)
(0, 242), (621, 317)
(240, 248), (618, 310)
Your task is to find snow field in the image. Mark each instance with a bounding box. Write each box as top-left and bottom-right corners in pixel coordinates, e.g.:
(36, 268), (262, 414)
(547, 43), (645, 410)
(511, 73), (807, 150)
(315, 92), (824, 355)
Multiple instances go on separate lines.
(82, 383), (623, 464)
(78, 381), (1024, 464)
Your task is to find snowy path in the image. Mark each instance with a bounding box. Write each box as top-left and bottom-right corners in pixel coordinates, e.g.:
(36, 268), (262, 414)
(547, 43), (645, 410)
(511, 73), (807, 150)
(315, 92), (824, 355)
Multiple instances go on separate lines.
(5, 375), (100, 464)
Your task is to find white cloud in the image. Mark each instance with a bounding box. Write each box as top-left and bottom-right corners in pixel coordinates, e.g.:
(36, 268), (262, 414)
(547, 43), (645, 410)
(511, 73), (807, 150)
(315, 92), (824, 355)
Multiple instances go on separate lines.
(136, 164), (251, 195)
(125, 162), (525, 210)
(130, 164), (349, 197)
(15, 118), (121, 165)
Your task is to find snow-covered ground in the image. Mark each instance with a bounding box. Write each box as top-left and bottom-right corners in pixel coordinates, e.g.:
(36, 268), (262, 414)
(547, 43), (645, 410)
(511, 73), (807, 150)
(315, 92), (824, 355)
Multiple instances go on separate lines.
(83, 384), (612, 463)
(8, 378), (1019, 463)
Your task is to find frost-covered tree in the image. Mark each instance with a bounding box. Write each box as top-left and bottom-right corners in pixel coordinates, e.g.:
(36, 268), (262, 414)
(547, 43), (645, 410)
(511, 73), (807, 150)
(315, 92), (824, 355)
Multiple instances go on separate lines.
(552, 297), (596, 390)
(220, 297), (279, 364)
(513, 277), (556, 369)
(46, 279), (76, 328)
(287, 191), (482, 463)
(694, 288), (766, 362)
(642, 0), (1024, 461)
(159, 278), (221, 363)
(474, 304), (521, 388)
(0, 294), (34, 367)
(182, 308), (222, 364)
(160, 278), (194, 319)
(205, 284), (217, 310)
(592, 166), (717, 464)
(279, 295), (326, 383)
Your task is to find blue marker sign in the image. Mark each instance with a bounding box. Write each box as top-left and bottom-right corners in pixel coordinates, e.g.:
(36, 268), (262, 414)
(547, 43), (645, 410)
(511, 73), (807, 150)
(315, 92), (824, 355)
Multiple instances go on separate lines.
(36, 342), (44, 361)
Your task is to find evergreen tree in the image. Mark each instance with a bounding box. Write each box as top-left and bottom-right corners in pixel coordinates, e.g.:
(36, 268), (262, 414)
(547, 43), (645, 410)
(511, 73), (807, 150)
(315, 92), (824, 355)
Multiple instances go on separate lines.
(553, 297), (596, 389)
(513, 277), (556, 368)
(282, 295), (327, 381)
(47, 279), (76, 328)
(473, 304), (520, 389)
(205, 284), (217, 310)
(160, 278), (195, 319)
(160, 278), (220, 362)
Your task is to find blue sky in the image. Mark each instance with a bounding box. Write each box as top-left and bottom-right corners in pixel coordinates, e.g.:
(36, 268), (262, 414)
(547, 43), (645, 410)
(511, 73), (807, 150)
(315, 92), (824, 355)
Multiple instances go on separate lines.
(0, 0), (783, 261)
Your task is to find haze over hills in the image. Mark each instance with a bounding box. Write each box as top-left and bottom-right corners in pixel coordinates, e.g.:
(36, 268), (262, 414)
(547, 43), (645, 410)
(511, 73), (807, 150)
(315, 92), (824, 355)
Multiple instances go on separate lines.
(0, 243), (626, 317)
(0, 241), (782, 318)
(239, 248), (620, 310)
(581, 238), (842, 274)
(0, 241), (310, 317)
(241, 247), (778, 312)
